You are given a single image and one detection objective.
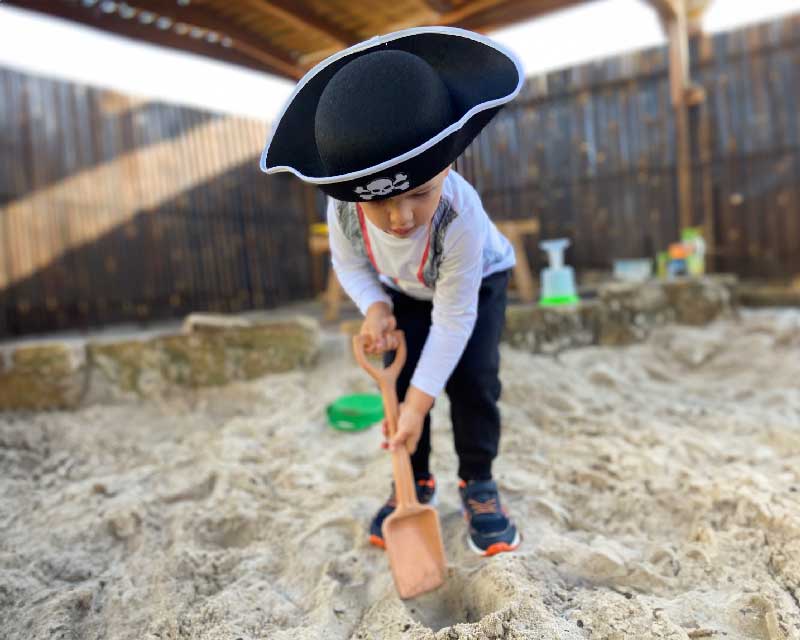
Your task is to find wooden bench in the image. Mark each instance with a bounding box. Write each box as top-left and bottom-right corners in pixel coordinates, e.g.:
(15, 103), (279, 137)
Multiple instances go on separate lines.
(496, 218), (540, 303)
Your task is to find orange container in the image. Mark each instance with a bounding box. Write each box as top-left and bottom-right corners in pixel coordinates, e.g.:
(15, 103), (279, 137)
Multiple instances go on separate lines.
(668, 243), (689, 259)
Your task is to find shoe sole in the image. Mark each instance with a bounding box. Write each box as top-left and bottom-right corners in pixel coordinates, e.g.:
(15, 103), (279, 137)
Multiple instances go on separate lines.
(369, 489), (438, 550)
(460, 505), (521, 557)
(466, 529), (521, 557)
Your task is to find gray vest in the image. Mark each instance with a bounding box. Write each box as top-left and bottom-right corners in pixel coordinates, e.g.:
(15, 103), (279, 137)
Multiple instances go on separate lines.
(333, 196), (459, 289)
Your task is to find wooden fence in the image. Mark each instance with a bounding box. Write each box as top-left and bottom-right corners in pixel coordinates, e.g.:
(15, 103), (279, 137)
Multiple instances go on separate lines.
(1, 14), (799, 339)
(0, 69), (315, 338)
(455, 12), (800, 278)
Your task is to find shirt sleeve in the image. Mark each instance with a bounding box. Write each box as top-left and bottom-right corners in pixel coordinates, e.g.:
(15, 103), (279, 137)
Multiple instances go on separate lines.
(410, 219), (486, 398)
(326, 198), (393, 316)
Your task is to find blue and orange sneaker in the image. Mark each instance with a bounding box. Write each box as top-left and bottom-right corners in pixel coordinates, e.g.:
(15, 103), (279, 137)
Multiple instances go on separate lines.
(459, 479), (521, 556)
(369, 474), (438, 549)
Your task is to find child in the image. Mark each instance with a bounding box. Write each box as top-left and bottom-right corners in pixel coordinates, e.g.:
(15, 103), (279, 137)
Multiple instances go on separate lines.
(261, 27), (523, 556)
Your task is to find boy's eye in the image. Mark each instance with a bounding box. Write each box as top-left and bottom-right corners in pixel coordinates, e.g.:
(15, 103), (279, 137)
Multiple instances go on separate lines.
(412, 190), (432, 198)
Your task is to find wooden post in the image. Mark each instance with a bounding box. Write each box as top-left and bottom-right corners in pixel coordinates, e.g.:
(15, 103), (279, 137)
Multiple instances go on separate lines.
(666, 0), (694, 237)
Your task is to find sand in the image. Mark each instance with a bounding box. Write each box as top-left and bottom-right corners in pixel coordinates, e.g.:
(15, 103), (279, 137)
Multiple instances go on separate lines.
(2, 308), (800, 640)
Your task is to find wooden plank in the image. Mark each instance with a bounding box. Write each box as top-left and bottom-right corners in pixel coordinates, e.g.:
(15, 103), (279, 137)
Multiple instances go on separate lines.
(0, 70), (18, 335)
(220, 118), (243, 313)
(774, 42), (800, 272)
(441, 0), (588, 33)
(215, 116), (238, 313)
(15, 73), (46, 331)
(155, 103), (187, 317)
(664, 0), (693, 236)
(0, 71), (13, 295)
(249, 0), (360, 46)
(746, 27), (770, 275)
(693, 32), (715, 271)
(645, 0), (681, 20)
(4, 70), (22, 333)
(184, 108), (217, 312)
(68, 84), (95, 327)
(722, 34), (748, 273)
(53, 79), (79, 328)
(240, 120), (265, 310)
(36, 75), (66, 331)
(130, 97), (159, 318)
(708, 32), (734, 271)
(189, 109), (220, 313)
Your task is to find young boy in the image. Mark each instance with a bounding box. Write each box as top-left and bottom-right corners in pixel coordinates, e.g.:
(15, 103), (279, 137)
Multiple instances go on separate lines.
(261, 27), (523, 556)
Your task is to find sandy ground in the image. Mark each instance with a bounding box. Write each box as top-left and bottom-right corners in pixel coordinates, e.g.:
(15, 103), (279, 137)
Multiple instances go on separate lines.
(2, 309), (800, 640)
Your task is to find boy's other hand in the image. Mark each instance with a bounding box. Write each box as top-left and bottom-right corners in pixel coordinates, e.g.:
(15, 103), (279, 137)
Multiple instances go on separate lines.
(361, 302), (398, 354)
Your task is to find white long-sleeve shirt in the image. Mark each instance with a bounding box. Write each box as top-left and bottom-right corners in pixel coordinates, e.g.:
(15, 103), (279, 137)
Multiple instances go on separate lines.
(327, 170), (515, 398)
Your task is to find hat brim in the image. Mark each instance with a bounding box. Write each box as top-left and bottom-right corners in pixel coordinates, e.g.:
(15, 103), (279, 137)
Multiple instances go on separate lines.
(260, 26), (523, 200)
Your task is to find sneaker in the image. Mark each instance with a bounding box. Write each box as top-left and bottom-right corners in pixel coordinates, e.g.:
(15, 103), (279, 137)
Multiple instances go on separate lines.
(459, 479), (521, 556)
(369, 474), (438, 549)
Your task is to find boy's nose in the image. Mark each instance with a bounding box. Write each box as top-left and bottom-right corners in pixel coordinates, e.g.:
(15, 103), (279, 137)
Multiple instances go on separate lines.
(388, 205), (414, 229)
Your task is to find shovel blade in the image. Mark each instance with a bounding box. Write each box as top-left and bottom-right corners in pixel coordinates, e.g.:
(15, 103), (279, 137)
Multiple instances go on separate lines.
(383, 504), (446, 599)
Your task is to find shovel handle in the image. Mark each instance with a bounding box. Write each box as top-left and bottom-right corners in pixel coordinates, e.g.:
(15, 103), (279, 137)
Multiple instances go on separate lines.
(352, 331), (406, 387)
(352, 331), (406, 440)
(352, 331), (417, 508)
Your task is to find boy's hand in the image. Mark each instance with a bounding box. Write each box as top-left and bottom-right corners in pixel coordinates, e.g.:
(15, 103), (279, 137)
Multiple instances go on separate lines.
(361, 302), (398, 354)
(381, 403), (425, 454)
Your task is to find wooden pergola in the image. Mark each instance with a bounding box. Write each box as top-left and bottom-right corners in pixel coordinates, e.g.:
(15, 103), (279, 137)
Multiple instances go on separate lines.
(7, 0), (710, 234)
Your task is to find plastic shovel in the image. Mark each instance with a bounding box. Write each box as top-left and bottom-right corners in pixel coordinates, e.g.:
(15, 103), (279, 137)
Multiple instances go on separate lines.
(353, 331), (447, 599)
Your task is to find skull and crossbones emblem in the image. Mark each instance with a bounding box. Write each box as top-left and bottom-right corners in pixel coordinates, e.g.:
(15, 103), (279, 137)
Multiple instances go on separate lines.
(354, 173), (410, 200)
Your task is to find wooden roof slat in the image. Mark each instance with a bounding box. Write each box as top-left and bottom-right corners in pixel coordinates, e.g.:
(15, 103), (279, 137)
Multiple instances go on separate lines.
(439, 0), (589, 32)
(240, 0), (361, 47)
(437, 0), (515, 25)
(421, 0), (458, 12)
(120, 0), (305, 78)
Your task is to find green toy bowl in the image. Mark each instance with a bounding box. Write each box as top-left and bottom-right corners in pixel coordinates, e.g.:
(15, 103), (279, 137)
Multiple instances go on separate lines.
(326, 393), (384, 432)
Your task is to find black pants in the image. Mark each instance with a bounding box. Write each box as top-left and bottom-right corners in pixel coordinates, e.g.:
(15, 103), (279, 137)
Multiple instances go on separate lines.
(383, 269), (510, 482)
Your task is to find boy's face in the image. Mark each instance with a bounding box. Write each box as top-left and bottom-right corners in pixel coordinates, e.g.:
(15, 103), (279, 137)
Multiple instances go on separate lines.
(359, 166), (450, 238)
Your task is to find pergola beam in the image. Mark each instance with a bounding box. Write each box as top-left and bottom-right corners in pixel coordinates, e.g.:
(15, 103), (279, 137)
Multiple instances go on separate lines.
(5, 0), (304, 80)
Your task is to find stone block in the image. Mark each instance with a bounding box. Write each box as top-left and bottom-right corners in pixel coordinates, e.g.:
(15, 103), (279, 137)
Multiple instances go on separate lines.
(0, 343), (87, 410)
(86, 317), (319, 399)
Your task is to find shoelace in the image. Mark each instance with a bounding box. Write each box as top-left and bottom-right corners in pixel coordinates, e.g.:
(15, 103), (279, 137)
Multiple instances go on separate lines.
(467, 497), (498, 515)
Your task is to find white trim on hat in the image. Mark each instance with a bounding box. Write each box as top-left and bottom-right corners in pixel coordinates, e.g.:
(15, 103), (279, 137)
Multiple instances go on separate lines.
(259, 26), (524, 185)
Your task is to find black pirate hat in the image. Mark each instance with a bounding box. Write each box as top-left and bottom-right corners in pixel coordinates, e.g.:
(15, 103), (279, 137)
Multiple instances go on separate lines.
(260, 27), (523, 202)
